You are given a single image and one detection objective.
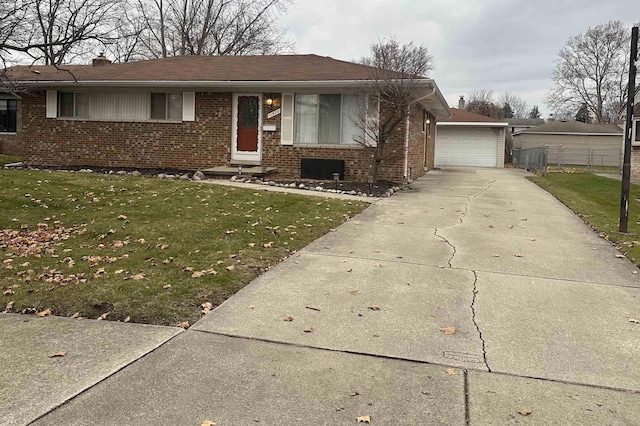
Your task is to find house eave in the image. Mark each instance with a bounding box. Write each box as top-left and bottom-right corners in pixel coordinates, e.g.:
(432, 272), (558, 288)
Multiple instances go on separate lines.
(437, 122), (509, 127)
(14, 78), (452, 117)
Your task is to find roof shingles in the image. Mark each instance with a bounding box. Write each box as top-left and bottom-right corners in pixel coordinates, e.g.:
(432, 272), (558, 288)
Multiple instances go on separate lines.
(6, 55), (404, 83)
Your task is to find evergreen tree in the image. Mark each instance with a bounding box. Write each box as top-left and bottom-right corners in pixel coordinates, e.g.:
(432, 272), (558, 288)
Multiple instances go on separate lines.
(528, 106), (541, 119)
(575, 103), (591, 123)
(502, 102), (514, 119)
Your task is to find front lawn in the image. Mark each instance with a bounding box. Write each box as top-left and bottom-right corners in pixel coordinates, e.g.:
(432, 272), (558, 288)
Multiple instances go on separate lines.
(529, 173), (640, 266)
(0, 154), (21, 166)
(0, 170), (367, 326)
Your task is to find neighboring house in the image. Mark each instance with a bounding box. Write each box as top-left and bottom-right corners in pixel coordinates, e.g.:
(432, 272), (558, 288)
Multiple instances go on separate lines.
(435, 108), (508, 168)
(507, 118), (545, 134)
(629, 93), (640, 178)
(0, 54), (450, 183)
(513, 120), (624, 167)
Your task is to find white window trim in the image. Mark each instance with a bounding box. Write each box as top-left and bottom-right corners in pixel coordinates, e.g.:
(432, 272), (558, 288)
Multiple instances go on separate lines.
(50, 90), (192, 122)
(292, 93), (365, 146)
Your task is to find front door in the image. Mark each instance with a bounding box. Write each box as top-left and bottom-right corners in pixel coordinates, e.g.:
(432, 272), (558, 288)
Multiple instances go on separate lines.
(232, 94), (262, 163)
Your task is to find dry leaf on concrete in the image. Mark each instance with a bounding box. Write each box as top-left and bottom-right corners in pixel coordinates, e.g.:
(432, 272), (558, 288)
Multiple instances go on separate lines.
(616, 254), (625, 258)
(629, 318), (640, 324)
(304, 326), (314, 333)
(36, 308), (51, 317)
(201, 420), (216, 426)
(518, 408), (533, 416)
(284, 316), (294, 321)
(446, 368), (458, 375)
(357, 415), (371, 423)
(514, 253), (523, 258)
(123, 316), (131, 323)
(49, 351), (67, 358)
(440, 326), (456, 335)
(178, 321), (190, 329)
(368, 305), (381, 311)
(97, 311), (110, 320)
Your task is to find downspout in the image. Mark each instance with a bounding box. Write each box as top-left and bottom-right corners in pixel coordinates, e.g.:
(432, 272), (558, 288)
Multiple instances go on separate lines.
(404, 110), (410, 180)
(405, 84), (437, 180)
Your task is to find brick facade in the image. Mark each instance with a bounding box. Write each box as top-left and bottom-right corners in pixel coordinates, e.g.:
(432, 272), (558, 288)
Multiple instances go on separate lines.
(3, 90), (435, 183)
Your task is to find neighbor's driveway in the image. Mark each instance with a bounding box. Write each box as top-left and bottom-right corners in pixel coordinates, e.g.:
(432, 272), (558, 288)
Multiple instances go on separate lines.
(31, 168), (640, 425)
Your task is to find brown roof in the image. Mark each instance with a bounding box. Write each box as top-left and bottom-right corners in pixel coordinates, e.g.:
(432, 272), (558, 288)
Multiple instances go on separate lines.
(5, 54), (405, 82)
(520, 120), (622, 134)
(437, 108), (507, 124)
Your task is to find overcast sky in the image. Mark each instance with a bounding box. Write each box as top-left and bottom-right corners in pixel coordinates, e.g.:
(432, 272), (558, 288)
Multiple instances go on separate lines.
(281, 0), (639, 117)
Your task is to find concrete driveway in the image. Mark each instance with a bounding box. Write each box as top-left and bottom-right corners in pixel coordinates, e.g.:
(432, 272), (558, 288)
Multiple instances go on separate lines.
(21, 168), (640, 425)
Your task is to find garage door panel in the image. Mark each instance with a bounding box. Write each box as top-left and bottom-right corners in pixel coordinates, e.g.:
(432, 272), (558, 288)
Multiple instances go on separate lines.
(435, 128), (498, 167)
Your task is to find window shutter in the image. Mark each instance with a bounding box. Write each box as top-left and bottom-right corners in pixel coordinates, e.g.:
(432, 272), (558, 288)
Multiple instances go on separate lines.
(46, 90), (57, 118)
(182, 92), (195, 121)
(281, 93), (294, 145)
(365, 95), (379, 147)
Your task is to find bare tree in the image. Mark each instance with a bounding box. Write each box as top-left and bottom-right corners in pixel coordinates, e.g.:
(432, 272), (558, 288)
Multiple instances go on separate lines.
(469, 88), (495, 104)
(354, 38), (433, 182)
(123, 0), (294, 59)
(547, 20), (631, 124)
(499, 92), (528, 118)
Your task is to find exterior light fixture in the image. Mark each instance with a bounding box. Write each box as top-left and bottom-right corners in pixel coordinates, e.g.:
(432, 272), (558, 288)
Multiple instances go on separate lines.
(265, 98), (273, 107)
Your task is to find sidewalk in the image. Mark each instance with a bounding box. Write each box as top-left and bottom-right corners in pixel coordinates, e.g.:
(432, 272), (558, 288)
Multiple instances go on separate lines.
(3, 167), (639, 425)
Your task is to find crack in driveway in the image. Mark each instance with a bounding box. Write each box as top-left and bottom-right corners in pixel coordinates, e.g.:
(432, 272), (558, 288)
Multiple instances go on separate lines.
(434, 228), (456, 267)
(471, 270), (491, 372)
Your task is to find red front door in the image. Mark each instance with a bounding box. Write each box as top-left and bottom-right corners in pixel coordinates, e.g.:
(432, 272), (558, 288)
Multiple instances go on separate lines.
(237, 96), (259, 152)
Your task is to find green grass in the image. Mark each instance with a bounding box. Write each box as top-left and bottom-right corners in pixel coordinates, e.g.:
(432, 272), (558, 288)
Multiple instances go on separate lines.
(0, 154), (21, 166)
(546, 165), (621, 174)
(0, 170), (367, 325)
(529, 173), (640, 265)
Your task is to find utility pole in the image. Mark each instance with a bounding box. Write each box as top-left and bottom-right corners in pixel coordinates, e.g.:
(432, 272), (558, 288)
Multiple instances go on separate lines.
(619, 26), (638, 233)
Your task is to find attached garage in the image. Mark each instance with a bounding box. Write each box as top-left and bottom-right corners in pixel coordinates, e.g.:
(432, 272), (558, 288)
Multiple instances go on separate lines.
(436, 108), (508, 168)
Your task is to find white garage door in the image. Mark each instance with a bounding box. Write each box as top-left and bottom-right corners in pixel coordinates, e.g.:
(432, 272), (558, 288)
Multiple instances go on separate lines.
(435, 127), (498, 167)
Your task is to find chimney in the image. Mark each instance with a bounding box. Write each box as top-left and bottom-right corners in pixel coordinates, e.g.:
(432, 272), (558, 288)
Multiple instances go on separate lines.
(92, 53), (111, 66)
(458, 95), (465, 110)
(548, 113), (554, 122)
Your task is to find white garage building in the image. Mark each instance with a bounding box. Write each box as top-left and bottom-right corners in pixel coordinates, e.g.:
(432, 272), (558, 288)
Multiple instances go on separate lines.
(435, 108), (508, 168)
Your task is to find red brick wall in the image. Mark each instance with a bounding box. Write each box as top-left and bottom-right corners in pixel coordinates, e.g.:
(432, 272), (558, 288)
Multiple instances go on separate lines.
(10, 90), (431, 183)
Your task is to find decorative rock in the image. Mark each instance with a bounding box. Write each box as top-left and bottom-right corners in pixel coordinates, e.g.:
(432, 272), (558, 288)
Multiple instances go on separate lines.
(289, 183), (296, 188)
(192, 175), (201, 181)
(79, 169), (93, 173)
(108, 170), (114, 174)
(268, 181), (275, 186)
(299, 183), (306, 189)
(131, 170), (142, 177)
(165, 174), (175, 179)
(193, 171), (205, 180)
(230, 175), (238, 182)
(315, 186), (324, 192)
(261, 181), (269, 185)
(254, 179), (263, 184)
(156, 173), (166, 179)
(116, 170), (127, 176)
(349, 190), (357, 195)
(180, 174), (189, 180)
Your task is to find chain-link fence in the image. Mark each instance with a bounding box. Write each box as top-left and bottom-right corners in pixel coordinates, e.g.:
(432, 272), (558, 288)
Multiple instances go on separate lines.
(513, 145), (623, 174)
(512, 146), (548, 175)
(546, 145), (622, 171)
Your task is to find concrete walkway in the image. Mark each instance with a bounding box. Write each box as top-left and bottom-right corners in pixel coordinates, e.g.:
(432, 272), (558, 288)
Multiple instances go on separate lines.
(3, 167), (640, 425)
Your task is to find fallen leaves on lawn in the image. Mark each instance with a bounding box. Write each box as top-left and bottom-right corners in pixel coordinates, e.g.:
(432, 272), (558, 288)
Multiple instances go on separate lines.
(97, 312), (110, 320)
(192, 271), (205, 278)
(49, 351), (66, 358)
(162, 284), (171, 289)
(2, 301), (14, 313)
(357, 415), (371, 423)
(518, 408), (533, 416)
(117, 215), (127, 220)
(36, 309), (51, 317)
(225, 265), (235, 271)
(263, 242), (273, 248)
(0, 225), (78, 258)
(201, 302), (213, 315)
(129, 273), (146, 281)
(440, 326), (456, 335)
(156, 244), (169, 250)
(3, 289), (14, 295)
(123, 316), (131, 322)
